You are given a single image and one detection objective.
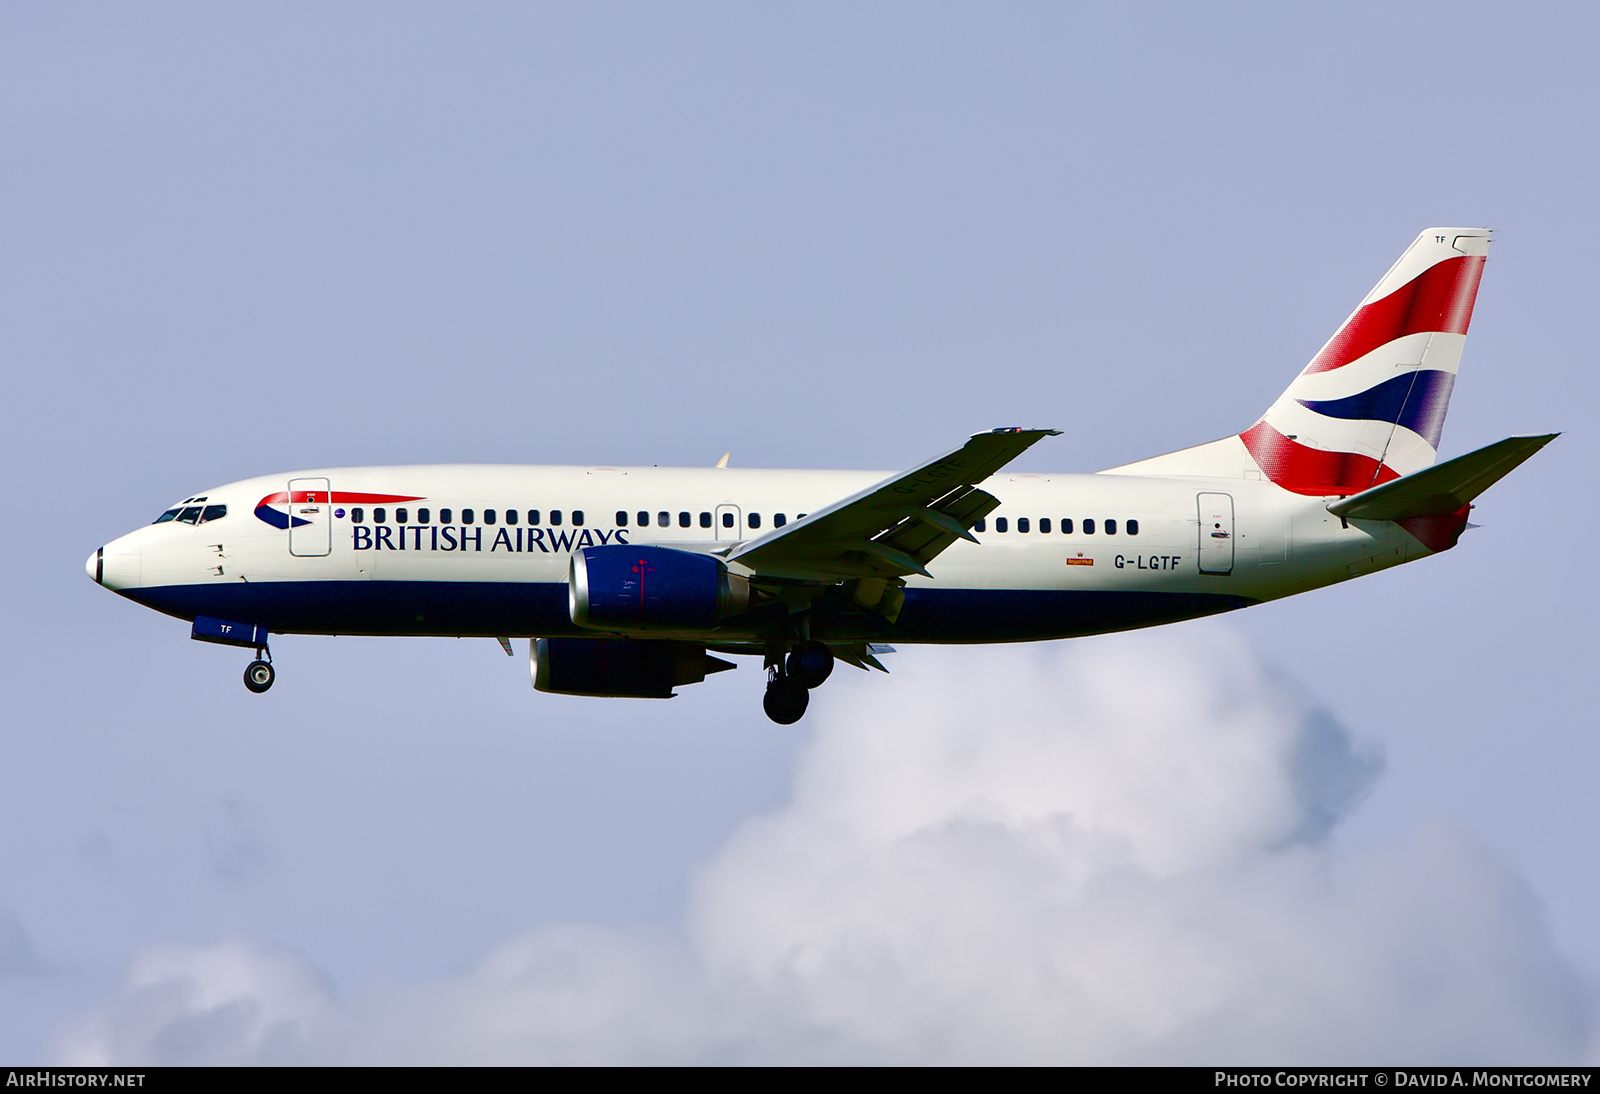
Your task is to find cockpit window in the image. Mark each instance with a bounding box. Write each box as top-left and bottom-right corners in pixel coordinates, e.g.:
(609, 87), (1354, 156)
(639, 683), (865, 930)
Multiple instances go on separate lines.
(199, 504), (227, 523)
(153, 508), (181, 524)
(176, 506), (203, 525)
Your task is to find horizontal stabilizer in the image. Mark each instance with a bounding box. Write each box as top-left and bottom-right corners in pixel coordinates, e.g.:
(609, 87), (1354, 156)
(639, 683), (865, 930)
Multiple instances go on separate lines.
(1327, 433), (1558, 521)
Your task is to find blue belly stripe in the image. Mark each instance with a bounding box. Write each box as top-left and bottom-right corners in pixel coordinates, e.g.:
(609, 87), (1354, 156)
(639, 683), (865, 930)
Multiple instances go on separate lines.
(120, 581), (1256, 645)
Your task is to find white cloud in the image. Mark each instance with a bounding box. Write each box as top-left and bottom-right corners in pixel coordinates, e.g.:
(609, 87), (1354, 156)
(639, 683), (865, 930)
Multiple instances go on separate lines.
(60, 941), (330, 1066)
(60, 628), (1594, 1064)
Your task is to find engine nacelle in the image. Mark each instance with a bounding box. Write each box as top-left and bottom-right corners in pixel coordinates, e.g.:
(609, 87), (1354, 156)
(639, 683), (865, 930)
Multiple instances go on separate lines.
(532, 638), (734, 698)
(569, 545), (749, 632)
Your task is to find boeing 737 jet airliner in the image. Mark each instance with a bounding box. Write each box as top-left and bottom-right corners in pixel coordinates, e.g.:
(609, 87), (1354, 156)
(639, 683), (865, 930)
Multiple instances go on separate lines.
(87, 228), (1555, 723)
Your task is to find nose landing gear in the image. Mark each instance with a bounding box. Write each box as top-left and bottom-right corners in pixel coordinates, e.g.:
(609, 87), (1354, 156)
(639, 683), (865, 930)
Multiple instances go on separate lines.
(190, 617), (277, 695)
(244, 659), (275, 693)
(242, 644), (275, 694)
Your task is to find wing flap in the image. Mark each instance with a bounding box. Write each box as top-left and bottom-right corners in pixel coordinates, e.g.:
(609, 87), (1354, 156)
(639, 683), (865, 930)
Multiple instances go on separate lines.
(871, 486), (999, 570)
(835, 643), (896, 672)
(730, 428), (1056, 582)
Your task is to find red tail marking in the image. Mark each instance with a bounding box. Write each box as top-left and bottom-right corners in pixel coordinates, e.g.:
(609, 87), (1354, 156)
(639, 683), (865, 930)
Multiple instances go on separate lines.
(1303, 255), (1486, 375)
(1397, 505), (1472, 553)
(1240, 421), (1401, 496)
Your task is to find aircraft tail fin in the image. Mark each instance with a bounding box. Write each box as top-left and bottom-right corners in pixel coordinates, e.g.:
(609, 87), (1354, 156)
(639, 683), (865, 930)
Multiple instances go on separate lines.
(1243, 228), (1491, 495)
(1103, 229), (1492, 492)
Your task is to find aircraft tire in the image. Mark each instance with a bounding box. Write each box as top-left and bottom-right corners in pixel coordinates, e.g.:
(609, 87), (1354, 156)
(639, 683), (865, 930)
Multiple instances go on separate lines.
(244, 660), (275, 694)
(763, 677), (809, 724)
(786, 641), (835, 689)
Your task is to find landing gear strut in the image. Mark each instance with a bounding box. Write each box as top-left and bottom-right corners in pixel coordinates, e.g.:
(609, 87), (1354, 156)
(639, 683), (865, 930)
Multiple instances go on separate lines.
(243, 648), (274, 694)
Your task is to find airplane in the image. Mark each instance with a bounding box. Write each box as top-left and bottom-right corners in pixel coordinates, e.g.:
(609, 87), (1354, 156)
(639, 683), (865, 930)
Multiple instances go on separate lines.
(86, 227), (1555, 724)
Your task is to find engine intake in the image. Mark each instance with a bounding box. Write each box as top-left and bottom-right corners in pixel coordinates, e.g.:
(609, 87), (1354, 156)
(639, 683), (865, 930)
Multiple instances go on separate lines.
(570, 545), (749, 632)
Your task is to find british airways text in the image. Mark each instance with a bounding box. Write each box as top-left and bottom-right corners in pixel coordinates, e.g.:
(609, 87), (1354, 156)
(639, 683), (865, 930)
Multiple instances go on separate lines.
(351, 526), (631, 553)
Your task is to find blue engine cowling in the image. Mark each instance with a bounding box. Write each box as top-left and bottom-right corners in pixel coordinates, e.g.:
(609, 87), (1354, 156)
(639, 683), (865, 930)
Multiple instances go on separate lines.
(533, 638), (734, 698)
(570, 545), (750, 632)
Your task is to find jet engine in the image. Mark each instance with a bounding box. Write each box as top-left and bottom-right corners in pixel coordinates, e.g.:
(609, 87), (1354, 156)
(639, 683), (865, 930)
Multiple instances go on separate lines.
(569, 545), (749, 632)
(532, 637), (733, 698)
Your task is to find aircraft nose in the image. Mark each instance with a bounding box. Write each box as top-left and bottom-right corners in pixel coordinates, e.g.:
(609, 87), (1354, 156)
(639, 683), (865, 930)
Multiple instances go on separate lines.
(92, 535), (142, 591)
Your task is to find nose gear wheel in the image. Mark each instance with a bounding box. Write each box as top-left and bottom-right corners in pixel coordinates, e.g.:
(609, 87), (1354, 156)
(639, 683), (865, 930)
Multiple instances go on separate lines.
(244, 659), (275, 693)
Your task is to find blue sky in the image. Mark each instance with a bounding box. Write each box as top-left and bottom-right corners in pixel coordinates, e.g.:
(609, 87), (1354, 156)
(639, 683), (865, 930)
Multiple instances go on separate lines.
(2, 2), (1595, 1063)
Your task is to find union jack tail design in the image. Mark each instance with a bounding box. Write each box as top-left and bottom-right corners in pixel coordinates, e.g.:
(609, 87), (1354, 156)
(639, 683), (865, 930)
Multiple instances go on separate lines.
(1242, 228), (1490, 496)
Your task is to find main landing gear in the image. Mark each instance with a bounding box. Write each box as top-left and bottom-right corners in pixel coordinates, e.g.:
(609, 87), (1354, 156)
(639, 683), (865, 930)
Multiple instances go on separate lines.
(243, 648), (275, 694)
(763, 639), (834, 725)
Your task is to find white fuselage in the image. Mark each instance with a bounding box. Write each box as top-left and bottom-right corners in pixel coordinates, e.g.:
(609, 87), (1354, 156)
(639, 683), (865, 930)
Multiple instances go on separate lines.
(92, 463), (1425, 648)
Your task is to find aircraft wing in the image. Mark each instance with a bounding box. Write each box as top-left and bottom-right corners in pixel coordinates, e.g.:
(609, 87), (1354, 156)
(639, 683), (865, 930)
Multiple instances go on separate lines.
(726, 428), (1059, 583)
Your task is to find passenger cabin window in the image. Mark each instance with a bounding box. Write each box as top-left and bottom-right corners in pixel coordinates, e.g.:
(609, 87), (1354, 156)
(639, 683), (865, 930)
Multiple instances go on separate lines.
(351, 507), (365, 523)
(1062, 518), (1073, 534)
(774, 513), (787, 528)
(679, 512), (691, 528)
(417, 508), (431, 523)
(484, 509), (496, 524)
(462, 509), (475, 524)
(396, 508), (408, 523)
(1127, 519), (1139, 535)
(154, 508), (181, 524)
(749, 513), (761, 529)
(616, 511), (628, 526)
(996, 517), (1009, 533)
(657, 512), (669, 527)
(699, 512), (711, 529)
(1105, 518), (1117, 535)
(440, 508), (453, 524)
(722, 512), (735, 528)
(1083, 518), (1095, 534)
(637, 511), (649, 527)
(572, 511), (584, 526)
(1018, 517), (1030, 533)
(526, 510), (539, 525)
(1040, 518), (1051, 533)
(549, 510), (561, 526)
(374, 507), (387, 523)
(974, 518), (986, 532)
(505, 509), (517, 525)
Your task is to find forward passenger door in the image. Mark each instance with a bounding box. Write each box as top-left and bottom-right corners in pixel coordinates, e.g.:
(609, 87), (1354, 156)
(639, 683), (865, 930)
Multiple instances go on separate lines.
(288, 477), (333, 557)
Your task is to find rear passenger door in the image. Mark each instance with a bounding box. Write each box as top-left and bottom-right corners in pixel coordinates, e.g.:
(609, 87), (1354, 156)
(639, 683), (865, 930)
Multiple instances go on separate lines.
(1197, 492), (1234, 575)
